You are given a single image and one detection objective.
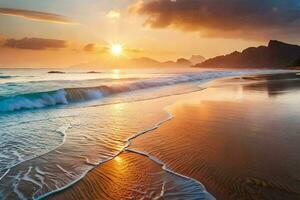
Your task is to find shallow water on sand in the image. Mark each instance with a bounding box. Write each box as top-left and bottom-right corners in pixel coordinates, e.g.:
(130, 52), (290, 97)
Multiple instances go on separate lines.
(0, 95), (174, 199)
(130, 73), (300, 200)
(48, 151), (214, 200)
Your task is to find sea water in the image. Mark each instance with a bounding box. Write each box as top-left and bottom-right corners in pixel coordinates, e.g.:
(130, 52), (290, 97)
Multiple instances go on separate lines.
(0, 68), (282, 199)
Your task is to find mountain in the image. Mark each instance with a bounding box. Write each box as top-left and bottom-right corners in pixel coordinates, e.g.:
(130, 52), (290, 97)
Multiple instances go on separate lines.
(176, 58), (192, 66)
(195, 40), (300, 68)
(125, 57), (192, 68)
(189, 55), (206, 65)
(71, 57), (193, 69)
(293, 58), (300, 67)
(129, 57), (164, 67)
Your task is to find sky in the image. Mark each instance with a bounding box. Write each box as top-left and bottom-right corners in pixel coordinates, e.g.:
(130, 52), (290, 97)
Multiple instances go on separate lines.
(0, 0), (300, 68)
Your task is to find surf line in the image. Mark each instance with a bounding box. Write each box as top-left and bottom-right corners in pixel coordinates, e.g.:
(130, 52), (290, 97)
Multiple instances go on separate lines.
(124, 109), (215, 200)
(0, 169), (10, 181)
(37, 91), (211, 200)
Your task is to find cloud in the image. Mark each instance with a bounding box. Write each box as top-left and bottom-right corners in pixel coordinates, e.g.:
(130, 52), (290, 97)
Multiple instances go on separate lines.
(3, 37), (67, 50)
(83, 43), (97, 52)
(106, 10), (121, 19)
(129, 0), (300, 40)
(83, 43), (108, 53)
(0, 7), (75, 24)
(125, 47), (143, 54)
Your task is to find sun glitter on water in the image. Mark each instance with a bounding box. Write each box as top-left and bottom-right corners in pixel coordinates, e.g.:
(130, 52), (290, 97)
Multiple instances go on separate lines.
(111, 44), (123, 56)
(112, 69), (121, 79)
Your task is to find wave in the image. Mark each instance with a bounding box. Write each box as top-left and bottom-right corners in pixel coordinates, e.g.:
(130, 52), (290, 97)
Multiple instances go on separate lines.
(0, 75), (14, 79)
(0, 71), (244, 112)
(48, 71), (102, 74)
(0, 90), (68, 112)
(5, 77), (140, 85)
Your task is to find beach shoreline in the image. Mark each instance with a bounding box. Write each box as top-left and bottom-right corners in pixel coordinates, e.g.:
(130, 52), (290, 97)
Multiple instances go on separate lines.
(48, 71), (299, 199)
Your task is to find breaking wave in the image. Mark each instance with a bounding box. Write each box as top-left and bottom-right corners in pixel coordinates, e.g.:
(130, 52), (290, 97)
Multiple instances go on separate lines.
(0, 71), (243, 112)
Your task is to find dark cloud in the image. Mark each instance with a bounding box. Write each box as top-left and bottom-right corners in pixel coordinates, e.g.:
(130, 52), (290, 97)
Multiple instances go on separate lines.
(0, 7), (75, 24)
(4, 37), (67, 50)
(129, 0), (300, 40)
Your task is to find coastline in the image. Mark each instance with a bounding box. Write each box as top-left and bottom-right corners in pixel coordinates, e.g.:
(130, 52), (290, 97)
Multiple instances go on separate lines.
(1, 70), (263, 200)
(47, 71), (300, 200)
(45, 93), (215, 200)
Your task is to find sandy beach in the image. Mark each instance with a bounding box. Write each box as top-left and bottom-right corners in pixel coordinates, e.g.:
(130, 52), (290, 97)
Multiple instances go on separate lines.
(47, 72), (300, 200)
(3, 2), (300, 199)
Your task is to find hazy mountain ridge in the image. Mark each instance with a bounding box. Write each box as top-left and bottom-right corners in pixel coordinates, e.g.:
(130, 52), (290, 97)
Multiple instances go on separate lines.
(71, 55), (206, 69)
(128, 57), (190, 68)
(189, 55), (206, 65)
(195, 40), (300, 68)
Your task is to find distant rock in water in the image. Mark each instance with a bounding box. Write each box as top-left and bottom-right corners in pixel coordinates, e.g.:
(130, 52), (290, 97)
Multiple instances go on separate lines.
(48, 71), (65, 74)
(87, 71), (102, 74)
(195, 40), (300, 68)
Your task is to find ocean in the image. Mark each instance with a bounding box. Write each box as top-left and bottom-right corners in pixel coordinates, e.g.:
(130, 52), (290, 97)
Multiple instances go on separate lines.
(0, 68), (284, 199)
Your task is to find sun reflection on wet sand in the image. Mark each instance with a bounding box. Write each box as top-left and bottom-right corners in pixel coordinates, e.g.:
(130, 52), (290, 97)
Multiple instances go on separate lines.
(114, 156), (122, 164)
(130, 72), (300, 200)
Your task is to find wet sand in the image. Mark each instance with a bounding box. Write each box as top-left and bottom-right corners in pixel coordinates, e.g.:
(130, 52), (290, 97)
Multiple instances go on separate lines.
(47, 151), (212, 200)
(48, 72), (300, 200)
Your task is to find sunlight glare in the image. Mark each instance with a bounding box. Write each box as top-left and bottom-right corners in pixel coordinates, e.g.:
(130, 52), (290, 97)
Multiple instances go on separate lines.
(111, 44), (123, 56)
(112, 69), (121, 79)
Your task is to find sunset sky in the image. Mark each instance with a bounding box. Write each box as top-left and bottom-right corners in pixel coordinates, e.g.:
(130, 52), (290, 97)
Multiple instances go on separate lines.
(1, 0), (300, 68)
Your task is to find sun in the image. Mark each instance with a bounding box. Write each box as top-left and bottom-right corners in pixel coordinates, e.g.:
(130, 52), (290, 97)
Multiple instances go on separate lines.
(110, 44), (123, 56)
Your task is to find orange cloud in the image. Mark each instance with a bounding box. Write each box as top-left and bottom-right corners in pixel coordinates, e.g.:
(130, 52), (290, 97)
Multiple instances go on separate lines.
(3, 37), (67, 50)
(83, 43), (108, 53)
(0, 7), (75, 24)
